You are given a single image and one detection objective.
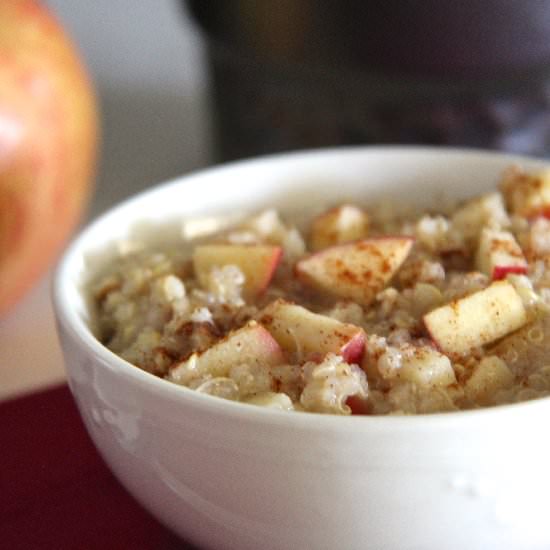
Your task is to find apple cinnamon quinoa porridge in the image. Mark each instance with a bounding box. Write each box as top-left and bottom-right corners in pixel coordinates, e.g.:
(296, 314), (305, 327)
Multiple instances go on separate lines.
(91, 166), (550, 415)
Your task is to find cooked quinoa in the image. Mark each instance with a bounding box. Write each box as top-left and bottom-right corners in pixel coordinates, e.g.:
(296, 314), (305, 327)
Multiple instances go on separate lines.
(91, 166), (550, 415)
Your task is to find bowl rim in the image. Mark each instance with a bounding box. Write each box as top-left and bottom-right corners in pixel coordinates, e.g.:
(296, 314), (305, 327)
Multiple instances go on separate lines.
(52, 145), (550, 431)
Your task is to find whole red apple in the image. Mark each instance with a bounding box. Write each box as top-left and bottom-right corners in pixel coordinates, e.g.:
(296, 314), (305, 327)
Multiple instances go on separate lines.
(0, 0), (98, 315)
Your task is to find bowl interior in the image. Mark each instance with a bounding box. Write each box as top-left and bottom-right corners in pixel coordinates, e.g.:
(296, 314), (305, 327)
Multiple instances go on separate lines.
(53, 146), (549, 423)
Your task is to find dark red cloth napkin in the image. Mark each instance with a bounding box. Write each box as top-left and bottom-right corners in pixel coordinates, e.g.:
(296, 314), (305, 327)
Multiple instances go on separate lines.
(0, 384), (195, 549)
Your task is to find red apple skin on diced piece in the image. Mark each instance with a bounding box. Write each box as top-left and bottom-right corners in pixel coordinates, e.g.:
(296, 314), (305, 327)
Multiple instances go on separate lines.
(168, 321), (285, 384)
(259, 299), (366, 364)
(475, 228), (528, 280)
(423, 280), (528, 357)
(295, 237), (413, 307)
(492, 266), (528, 280)
(345, 394), (371, 415)
(309, 205), (370, 251)
(340, 333), (366, 365)
(193, 244), (282, 298)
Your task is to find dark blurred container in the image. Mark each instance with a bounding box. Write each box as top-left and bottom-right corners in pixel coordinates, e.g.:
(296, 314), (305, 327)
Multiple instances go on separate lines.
(186, 0), (550, 160)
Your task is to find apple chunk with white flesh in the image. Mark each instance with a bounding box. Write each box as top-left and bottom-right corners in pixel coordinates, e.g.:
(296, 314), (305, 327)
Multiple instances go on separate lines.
(476, 228), (528, 280)
(423, 280), (528, 356)
(295, 237), (413, 306)
(193, 244), (282, 299)
(500, 168), (550, 218)
(258, 299), (366, 364)
(451, 192), (510, 241)
(168, 321), (285, 385)
(309, 205), (369, 251)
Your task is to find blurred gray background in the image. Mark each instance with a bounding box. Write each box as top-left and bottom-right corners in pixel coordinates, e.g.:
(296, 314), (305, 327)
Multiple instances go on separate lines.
(48, 0), (212, 215)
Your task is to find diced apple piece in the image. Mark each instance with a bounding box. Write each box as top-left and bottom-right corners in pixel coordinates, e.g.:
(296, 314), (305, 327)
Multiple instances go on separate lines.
(399, 345), (456, 387)
(309, 205), (369, 251)
(423, 280), (528, 356)
(258, 299), (366, 364)
(464, 356), (515, 405)
(295, 237), (413, 307)
(451, 192), (510, 241)
(193, 244), (282, 299)
(475, 228), (528, 280)
(500, 167), (550, 218)
(168, 321), (285, 385)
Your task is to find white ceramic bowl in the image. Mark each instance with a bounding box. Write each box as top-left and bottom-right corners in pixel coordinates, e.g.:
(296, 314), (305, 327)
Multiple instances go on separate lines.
(53, 147), (550, 550)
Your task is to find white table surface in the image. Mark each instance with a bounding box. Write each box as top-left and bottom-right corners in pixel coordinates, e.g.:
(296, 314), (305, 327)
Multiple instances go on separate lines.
(0, 0), (211, 401)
